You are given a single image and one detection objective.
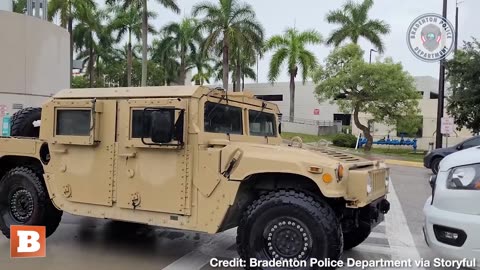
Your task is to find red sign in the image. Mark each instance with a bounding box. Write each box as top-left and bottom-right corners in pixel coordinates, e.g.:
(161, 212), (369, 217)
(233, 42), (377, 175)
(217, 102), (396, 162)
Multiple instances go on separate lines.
(10, 225), (46, 258)
(313, 109), (320, 115)
(0, 105), (6, 117)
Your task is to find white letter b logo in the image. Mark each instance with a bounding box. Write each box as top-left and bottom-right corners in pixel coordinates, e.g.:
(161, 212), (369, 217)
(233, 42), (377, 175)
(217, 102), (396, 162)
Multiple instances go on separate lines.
(17, 230), (41, 253)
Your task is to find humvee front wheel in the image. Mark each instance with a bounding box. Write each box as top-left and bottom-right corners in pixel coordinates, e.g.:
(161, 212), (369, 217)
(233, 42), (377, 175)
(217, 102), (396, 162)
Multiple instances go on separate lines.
(343, 221), (371, 250)
(0, 167), (62, 238)
(237, 190), (343, 269)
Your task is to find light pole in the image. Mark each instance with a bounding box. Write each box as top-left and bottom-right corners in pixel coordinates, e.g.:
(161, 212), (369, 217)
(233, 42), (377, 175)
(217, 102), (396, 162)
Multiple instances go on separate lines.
(369, 49), (377, 64)
(435, 0), (448, 149)
(455, 1), (464, 53)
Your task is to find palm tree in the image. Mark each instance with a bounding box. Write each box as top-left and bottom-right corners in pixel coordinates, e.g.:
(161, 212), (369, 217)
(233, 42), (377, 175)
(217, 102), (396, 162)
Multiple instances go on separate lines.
(151, 36), (180, 86)
(265, 28), (322, 121)
(192, 0), (264, 91)
(191, 51), (214, 86)
(109, 5), (156, 86)
(48, 0), (96, 86)
(161, 18), (202, 85)
(73, 6), (109, 87)
(325, 0), (390, 53)
(108, 0), (180, 87)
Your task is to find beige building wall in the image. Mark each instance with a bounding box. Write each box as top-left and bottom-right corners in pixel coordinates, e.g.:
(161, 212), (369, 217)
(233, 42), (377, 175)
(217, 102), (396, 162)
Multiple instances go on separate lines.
(0, 11), (69, 116)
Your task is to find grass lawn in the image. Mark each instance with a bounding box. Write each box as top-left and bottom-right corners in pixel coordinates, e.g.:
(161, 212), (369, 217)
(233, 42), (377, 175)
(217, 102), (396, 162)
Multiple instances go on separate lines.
(281, 132), (425, 162)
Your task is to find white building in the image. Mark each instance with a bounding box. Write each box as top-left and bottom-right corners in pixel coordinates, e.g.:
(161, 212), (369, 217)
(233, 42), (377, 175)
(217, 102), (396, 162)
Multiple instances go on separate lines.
(243, 76), (470, 150)
(0, 10), (69, 117)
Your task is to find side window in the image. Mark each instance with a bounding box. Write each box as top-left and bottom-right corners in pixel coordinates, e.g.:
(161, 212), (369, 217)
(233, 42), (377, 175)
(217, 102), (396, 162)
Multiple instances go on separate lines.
(204, 102), (243, 135)
(462, 137), (480, 149)
(56, 110), (91, 136)
(131, 110), (153, 138)
(249, 110), (277, 137)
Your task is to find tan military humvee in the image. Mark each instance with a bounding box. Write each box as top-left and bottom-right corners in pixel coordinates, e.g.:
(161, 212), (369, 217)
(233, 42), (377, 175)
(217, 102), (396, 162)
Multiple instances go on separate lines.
(0, 86), (389, 267)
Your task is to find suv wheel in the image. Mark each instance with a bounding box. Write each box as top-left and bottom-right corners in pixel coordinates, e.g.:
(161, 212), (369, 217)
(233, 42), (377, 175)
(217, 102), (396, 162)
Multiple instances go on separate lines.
(431, 157), (442, 174)
(0, 167), (62, 238)
(237, 190), (343, 269)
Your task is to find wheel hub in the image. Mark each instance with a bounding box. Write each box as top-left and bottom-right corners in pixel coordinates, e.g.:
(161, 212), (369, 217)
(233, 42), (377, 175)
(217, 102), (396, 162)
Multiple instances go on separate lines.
(265, 218), (312, 260)
(9, 189), (34, 222)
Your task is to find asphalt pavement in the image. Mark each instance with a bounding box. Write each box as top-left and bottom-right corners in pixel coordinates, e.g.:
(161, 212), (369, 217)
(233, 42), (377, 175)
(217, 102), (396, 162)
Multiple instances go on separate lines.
(0, 165), (460, 270)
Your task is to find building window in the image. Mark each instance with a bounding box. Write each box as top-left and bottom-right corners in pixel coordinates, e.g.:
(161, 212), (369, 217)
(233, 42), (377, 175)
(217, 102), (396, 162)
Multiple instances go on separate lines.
(255, 95), (283, 101)
(204, 102), (243, 135)
(56, 110), (91, 136)
(333, 114), (351, 126)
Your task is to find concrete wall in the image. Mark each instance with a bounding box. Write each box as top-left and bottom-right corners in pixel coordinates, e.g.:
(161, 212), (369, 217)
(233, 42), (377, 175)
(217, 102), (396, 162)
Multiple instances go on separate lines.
(244, 81), (344, 122)
(0, 11), (69, 116)
(0, 1), (13, 11)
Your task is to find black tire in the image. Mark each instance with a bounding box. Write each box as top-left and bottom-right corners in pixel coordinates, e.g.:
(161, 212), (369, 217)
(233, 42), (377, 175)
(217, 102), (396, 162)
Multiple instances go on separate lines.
(0, 167), (62, 238)
(343, 221), (371, 250)
(237, 190), (343, 270)
(431, 157), (442, 174)
(10, 107), (42, 138)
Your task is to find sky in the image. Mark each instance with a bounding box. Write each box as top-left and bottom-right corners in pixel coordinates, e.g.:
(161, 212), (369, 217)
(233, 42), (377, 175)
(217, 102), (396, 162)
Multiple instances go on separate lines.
(99, 0), (480, 84)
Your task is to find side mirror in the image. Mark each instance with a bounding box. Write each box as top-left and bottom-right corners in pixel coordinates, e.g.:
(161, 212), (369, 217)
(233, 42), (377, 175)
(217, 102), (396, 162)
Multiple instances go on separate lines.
(278, 123), (282, 134)
(150, 110), (174, 144)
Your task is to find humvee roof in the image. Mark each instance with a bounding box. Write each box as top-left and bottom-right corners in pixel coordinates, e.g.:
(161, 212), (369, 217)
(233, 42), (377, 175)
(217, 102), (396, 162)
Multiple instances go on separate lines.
(54, 85), (206, 99)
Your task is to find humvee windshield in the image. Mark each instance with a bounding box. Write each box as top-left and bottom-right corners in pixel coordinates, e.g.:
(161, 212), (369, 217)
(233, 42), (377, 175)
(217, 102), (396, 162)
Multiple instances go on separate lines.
(204, 101), (277, 137)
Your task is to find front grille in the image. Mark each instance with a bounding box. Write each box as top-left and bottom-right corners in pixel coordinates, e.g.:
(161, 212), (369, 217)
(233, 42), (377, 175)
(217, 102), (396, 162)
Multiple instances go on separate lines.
(371, 170), (386, 192)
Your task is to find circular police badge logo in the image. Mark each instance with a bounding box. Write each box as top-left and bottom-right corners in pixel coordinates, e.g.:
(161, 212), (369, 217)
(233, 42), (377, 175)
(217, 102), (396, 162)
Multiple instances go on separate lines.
(407, 13), (455, 62)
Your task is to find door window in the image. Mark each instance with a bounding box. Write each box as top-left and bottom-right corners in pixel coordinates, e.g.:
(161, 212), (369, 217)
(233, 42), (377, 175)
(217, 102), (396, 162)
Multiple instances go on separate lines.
(204, 102), (243, 135)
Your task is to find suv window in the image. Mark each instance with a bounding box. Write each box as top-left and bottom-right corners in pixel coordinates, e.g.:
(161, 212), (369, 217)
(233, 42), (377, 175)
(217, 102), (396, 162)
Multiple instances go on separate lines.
(56, 110), (91, 136)
(462, 137), (480, 149)
(204, 102), (243, 135)
(249, 110), (277, 137)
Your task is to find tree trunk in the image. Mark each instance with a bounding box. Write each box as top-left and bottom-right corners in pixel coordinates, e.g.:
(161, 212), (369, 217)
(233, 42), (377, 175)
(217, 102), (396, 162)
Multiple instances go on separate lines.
(127, 31), (132, 87)
(68, 17), (73, 88)
(88, 46), (94, 88)
(222, 30), (229, 91)
(141, 0), (148, 86)
(242, 73), (245, 91)
(235, 56), (241, 92)
(179, 45), (186, 85)
(289, 72), (296, 122)
(353, 105), (373, 151)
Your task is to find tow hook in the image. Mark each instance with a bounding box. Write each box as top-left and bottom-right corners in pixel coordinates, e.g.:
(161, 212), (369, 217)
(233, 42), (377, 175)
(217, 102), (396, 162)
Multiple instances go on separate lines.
(379, 199), (390, 214)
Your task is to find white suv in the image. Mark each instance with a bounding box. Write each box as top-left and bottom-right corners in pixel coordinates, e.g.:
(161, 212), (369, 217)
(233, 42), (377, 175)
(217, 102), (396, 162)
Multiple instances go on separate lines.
(424, 146), (480, 260)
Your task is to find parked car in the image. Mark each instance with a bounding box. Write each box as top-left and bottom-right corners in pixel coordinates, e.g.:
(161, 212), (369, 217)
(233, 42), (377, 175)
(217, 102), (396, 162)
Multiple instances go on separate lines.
(423, 146), (480, 261)
(424, 136), (480, 174)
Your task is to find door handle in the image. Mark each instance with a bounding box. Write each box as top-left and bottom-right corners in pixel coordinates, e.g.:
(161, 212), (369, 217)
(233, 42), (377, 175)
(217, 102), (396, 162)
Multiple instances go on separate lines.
(119, 152), (136, 158)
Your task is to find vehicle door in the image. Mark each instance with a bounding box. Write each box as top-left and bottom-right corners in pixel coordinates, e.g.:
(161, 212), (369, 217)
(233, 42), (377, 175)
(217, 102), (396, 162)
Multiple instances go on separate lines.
(116, 98), (189, 215)
(44, 99), (116, 206)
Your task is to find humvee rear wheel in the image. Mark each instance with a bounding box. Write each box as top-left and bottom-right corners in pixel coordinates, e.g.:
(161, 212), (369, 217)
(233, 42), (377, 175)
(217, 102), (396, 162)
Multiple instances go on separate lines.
(0, 167), (62, 238)
(237, 190), (343, 269)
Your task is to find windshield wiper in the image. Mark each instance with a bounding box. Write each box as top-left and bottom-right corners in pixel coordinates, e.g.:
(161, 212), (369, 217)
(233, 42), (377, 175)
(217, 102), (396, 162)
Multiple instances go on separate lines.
(252, 102), (267, 122)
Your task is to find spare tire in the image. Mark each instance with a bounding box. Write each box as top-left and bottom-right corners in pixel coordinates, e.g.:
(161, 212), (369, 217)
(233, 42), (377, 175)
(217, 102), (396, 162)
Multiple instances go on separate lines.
(10, 107), (42, 138)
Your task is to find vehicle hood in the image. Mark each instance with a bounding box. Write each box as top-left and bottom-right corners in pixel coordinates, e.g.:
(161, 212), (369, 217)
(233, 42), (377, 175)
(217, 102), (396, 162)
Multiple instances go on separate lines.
(429, 146), (457, 156)
(230, 142), (374, 168)
(439, 146), (480, 171)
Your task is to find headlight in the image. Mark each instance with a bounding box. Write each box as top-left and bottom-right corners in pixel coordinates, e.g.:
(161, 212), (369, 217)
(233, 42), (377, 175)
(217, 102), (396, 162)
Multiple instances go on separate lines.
(447, 164), (480, 190)
(367, 175), (373, 194)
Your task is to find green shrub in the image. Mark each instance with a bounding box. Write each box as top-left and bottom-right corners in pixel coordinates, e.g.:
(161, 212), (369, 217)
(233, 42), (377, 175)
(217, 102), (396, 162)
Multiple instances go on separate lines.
(332, 133), (357, 148)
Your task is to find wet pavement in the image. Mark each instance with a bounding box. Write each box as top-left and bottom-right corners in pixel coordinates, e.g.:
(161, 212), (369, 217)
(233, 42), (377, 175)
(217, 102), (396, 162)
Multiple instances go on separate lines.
(0, 165), (457, 270)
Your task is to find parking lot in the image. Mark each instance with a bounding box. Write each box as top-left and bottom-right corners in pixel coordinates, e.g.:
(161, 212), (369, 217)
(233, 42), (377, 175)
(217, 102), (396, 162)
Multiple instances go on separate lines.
(0, 165), (448, 270)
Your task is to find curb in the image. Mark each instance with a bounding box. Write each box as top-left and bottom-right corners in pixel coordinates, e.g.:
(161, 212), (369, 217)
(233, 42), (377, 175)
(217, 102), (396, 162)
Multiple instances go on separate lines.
(385, 159), (424, 168)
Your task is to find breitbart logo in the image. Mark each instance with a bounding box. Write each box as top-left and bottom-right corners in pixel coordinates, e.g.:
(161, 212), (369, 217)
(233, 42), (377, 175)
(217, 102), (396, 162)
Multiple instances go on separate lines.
(10, 225), (46, 258)
(407, 13), (455, 62)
